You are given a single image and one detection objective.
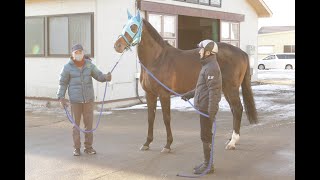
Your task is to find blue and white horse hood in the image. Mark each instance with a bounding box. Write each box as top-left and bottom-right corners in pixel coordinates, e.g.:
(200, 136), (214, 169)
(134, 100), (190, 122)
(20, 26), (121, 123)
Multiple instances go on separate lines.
(121, 9), (143, 46)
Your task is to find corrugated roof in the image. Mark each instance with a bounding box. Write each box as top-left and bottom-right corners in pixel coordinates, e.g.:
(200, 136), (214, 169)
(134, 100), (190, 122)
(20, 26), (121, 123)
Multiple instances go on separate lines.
(258, 26), (295, 34)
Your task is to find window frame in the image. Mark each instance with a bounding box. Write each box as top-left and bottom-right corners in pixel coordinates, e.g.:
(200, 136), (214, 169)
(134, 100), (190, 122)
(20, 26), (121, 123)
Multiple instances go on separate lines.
(186, 0), (199, 4)
(199, 0), (210, 6)
(47, 15), (70, 57)
(209, 0), (222, 7)
(174, 0), (222, 8)
(25, 16), (46, 57)
(25, 12), (94, 58)
(220, 21), (240, 47)
(146, 11), (178, 48)
(283, 45), (295, 53)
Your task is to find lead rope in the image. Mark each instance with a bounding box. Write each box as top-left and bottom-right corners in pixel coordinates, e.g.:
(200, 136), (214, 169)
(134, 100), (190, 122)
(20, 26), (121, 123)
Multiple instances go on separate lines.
(138, 61), (216, 177)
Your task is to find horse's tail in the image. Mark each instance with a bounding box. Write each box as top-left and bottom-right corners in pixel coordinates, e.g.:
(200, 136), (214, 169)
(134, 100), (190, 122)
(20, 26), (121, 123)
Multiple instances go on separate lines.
(241, 53), (258, 124)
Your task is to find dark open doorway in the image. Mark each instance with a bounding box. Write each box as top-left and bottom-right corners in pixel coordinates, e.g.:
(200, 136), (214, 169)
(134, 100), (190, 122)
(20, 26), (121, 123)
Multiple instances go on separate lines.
(178, 15), (219, 50)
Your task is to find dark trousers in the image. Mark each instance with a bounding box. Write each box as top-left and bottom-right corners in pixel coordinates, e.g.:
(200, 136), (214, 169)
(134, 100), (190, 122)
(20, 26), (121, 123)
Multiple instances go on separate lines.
(71, 102), (94, 149)
(200, 111), (214, 143)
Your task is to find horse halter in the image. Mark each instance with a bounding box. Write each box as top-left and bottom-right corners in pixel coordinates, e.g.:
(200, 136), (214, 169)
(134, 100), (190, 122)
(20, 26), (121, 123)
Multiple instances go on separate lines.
(119, 9), (143, 51)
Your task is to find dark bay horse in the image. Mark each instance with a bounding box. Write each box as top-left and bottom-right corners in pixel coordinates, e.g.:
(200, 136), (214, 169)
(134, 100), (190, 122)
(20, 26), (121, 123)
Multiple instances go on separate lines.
(114, 11), (257, 152)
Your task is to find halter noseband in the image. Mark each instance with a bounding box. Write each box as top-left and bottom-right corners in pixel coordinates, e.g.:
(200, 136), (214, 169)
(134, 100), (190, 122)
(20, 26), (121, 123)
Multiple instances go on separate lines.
(119, 14), (143, 51)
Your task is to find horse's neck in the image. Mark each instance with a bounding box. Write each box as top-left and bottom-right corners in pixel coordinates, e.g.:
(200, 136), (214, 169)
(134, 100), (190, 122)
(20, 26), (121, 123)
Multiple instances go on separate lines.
(137, 27), (164, 68)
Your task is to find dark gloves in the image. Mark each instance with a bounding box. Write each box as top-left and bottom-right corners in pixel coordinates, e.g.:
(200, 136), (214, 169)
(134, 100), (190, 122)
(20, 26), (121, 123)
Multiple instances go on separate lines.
(59, 98), (69, 108)
(105, 72), (112, 82)
(181, 93), (193, 101)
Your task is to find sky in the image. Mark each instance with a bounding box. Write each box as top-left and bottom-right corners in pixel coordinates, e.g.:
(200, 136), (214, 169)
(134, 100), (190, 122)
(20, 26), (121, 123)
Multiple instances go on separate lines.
(258, 0), (295, 28)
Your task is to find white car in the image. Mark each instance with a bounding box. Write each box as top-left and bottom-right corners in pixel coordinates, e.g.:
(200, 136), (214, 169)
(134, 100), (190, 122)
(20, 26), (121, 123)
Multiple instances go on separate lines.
(258, 53), (295, 70)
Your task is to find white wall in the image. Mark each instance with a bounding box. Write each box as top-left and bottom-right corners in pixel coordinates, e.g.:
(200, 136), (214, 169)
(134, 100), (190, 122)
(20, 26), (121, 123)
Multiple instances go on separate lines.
(25, 0), (145, 101)
(237, 2), (259, 81)
(95, 0), (144, 101)
(144, 0), (259, 81)
(25, 0), (97, 99)
(25, 58), (68, 98)
(25, 0), (96, 16)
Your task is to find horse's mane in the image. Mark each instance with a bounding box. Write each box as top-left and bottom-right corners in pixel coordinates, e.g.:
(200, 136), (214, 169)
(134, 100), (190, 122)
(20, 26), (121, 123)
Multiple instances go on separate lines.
(142, 19), (166, 48)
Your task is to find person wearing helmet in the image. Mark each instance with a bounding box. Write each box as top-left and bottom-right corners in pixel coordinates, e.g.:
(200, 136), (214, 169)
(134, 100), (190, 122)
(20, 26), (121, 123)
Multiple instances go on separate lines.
(181, 39), (222, 174)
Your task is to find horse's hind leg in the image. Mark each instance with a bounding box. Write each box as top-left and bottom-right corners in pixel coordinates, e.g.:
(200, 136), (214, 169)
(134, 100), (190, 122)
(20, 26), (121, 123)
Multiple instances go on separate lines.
(159, 95), (173, 153)
(140, 92), (157, 151)
(224, 89), (243, 150)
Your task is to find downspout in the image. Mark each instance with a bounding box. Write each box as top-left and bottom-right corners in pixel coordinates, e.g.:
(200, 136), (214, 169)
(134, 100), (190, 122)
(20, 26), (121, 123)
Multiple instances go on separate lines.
(135, 74), (144, 104)
(135, 46), (144, 104)
(135, 0), (144, 104)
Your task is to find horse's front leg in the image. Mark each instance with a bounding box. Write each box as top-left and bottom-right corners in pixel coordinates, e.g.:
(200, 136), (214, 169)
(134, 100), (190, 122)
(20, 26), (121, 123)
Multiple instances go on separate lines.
(159, 95), (173, 153)
(140, 92), (157, 151)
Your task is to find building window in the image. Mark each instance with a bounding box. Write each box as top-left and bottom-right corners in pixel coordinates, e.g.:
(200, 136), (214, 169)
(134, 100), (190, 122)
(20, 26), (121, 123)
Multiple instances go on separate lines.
(210, 0), (221, 7)
(186, 0), (199, 3)
(148, 13), (177, 47)
(283, 45), (295, 53)
(25, 17), (45, 56)
(199, 0), (209, 5)
(258, 45), (274, 55)
(48, 17), (69, 55)
(25, 13), (94, 57)
(220, 21), (239, 47)
(174, 0), (221, 7)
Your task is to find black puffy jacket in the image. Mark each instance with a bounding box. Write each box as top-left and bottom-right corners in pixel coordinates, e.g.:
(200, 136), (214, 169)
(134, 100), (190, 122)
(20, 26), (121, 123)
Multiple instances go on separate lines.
(185, 55), (222, 120)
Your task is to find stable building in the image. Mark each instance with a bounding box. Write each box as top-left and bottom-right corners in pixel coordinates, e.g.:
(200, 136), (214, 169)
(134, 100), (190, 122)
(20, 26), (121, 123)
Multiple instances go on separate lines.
(25, 0), (272, 107)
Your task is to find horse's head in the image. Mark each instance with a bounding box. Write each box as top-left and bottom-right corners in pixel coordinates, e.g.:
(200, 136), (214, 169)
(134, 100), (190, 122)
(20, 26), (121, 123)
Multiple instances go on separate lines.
(114, 10), (143, 53)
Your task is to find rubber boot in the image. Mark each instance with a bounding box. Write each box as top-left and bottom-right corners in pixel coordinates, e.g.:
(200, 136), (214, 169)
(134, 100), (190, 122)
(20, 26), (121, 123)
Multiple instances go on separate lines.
(193, 142), (211, 171)
(193, 143), (214, 174)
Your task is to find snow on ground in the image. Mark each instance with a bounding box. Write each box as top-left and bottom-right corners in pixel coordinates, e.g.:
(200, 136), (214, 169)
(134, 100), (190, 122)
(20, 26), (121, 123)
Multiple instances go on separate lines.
(25, 103), (65, 115)
(258, 69), (295, 80)
(25, 70), (295, 119)
(25, 102), (113, 116)
(113, 70), (295, 118)
(112, 85), (294, 112)
(93, 111), (113, 115)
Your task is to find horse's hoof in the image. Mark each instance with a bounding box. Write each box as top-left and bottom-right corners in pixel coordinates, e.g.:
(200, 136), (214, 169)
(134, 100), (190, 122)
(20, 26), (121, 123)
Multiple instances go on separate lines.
(140, 145), (149, 151)
(161, 147), (171, 153)
(225, 144), (236, 150)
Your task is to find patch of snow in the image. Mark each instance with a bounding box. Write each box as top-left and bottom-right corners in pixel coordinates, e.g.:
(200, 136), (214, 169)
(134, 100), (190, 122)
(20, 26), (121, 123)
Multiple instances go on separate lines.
(113, 70), (295, 119)
(258, 69), (295, 80)
(93, 111), (113, 115)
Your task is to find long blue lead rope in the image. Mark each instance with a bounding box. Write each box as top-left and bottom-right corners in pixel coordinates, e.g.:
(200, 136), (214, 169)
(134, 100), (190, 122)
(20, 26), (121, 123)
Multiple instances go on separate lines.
(63, 52), (125, 133)
(138, 61), (217, 178)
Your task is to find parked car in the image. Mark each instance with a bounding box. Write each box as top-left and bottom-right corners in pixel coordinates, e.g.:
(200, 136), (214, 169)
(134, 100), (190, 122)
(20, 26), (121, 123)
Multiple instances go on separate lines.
(258, 53), (295, 70)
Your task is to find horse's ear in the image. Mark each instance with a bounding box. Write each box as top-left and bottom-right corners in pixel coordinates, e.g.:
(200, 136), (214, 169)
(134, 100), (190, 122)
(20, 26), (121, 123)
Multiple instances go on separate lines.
(127, 9), (133, 19)
(136, 10), (141, 22)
